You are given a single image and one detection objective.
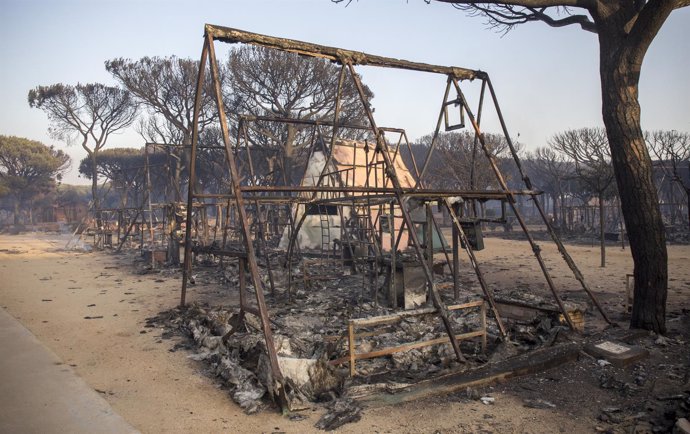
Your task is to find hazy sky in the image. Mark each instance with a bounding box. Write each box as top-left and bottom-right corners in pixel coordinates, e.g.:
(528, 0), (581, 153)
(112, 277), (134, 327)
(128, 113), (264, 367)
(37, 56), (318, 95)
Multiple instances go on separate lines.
(1, 0), (688, 184)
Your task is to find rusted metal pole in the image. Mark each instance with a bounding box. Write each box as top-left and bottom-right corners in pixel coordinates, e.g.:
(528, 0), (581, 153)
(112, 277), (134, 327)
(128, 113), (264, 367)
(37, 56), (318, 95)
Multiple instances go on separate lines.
(451, 77), (576, 330)
(414, 78), (453, 190)
(115, 209), (142, 253)
(346, 62), (466, 364)
(389, 201), (397, 308)
(205, 32), (287, 408)
(426, 204), (435, 306)
(469, 79), (487, 218)
(313, 65), (347, 192)
(194, 186), (540, 197)
(443, 200), (508, 338)
(484, 77), (612, 325)
(180, 38), (209, 308)
(452, 205), (460, 302)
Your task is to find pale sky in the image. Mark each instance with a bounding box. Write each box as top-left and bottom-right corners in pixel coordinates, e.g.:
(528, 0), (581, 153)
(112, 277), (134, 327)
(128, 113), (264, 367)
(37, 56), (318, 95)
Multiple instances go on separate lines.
(1, 0), (688, 184)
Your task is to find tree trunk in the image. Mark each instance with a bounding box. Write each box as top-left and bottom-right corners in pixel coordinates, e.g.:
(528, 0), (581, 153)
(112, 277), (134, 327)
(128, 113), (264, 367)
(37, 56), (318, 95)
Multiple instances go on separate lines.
(90, 152), (103, 248)
(686, 188), (690, 233)
(598, 29), (668, 333)
(599, 191), (606, 268)
(13, 199), (20, 225)
(90, 153), (100, 214)
(552, 192), (559, 230)
(173, 157), (183, 203)
(167, 137), (190, 267)
(282, 124), (297, 187)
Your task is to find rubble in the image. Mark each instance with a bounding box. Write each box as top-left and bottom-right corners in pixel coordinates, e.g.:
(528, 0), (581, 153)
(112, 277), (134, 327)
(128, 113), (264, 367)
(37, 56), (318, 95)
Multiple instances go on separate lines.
(145, 274), (586, 424)
(149, 304), (344, 413)
(314, 398), (362, 431)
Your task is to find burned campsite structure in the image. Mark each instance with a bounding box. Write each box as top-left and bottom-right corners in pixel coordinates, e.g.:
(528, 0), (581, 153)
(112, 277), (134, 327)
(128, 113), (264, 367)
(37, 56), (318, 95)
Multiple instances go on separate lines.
(175, 24), (612, 412)
(64, 142), (195, 260)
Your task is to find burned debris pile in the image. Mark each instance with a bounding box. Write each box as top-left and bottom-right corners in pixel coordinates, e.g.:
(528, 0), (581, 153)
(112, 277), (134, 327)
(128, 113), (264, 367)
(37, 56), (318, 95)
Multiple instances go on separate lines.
(147, 256), (588, 420)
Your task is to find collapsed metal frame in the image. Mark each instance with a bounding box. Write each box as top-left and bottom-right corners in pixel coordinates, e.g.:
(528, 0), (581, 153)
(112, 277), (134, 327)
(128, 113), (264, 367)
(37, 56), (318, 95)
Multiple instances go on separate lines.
(114, 141), (231, 264)
(181, 24), (611, 410)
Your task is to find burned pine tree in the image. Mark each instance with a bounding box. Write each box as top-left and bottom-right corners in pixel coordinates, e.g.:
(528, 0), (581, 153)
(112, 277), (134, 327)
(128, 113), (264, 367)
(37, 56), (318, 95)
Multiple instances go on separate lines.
(29, 83), (139, 248)
(648, 130), (690, 232)
(550, 128), (617, 267)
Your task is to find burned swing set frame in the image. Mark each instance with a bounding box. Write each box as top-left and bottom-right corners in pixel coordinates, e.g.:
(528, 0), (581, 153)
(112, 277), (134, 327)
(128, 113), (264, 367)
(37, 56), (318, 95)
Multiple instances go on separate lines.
(180, 24), (611, 409)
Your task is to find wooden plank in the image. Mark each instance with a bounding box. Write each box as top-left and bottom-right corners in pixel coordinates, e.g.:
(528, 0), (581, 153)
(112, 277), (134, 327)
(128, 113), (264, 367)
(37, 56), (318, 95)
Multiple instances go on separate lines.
(447, 300), (485, 310)
(331, 330), (486, 366)
(351, 307), (437, 327)
(325, 301), (484, 342)
(336, 301), (486, 374)
(355, 331), (485, 361)
(355, 342), (581, 406)
(350, 301), (483, 328)
(191, 246), (247, 258)
(323, 328), (391, 342)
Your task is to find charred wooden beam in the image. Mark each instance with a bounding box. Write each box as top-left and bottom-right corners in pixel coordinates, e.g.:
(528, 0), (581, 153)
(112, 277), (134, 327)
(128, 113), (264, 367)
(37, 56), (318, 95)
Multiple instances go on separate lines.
(354, 342), (581, 406)
(205, 24), (484, 81)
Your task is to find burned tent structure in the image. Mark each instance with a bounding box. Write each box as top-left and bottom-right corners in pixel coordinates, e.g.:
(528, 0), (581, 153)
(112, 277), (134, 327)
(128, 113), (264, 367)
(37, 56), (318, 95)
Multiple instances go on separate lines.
(277, 139), (419, 253)
(177, 24), (612, 411)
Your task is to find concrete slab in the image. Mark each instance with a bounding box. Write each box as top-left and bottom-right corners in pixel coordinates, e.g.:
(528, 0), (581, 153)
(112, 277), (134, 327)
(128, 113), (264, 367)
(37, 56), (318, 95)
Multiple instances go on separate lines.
(0, 308), (139, 434)
(584, 340), (649, 367)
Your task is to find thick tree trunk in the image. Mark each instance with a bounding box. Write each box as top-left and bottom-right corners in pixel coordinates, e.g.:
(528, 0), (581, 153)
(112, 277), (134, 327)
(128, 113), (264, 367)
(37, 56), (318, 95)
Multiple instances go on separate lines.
(599, 192), (606, 268)
(552, 192), (559, 231)
(90, 152), (103, 248)
(686, 189), (690, 232)
(282, 124), (297, 187)
(599, 32), (667, 333)
(90, 154), (100, 214)
(173, 157), (183, 202)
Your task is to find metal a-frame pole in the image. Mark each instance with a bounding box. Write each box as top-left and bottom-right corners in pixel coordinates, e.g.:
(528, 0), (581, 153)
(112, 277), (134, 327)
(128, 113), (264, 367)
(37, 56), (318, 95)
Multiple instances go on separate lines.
(203, 33), (288, 409)
(390, 78), (509, 339)
(442, 199), (508, 338)
(450, 77), (577, 330)
(345, 62), (466, 363)
(484, 77), (612, 325)
(181, 37), (209, 308)
(413, 79), (453, 189)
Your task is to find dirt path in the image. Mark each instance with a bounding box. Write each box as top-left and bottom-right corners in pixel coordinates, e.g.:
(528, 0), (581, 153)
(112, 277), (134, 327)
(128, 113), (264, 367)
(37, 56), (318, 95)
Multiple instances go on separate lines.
(1, 232), (688, 433)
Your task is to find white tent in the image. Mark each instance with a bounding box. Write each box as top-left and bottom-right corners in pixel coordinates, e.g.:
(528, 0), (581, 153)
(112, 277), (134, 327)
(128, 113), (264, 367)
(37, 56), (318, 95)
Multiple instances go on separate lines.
(278, 139), (416, 253)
